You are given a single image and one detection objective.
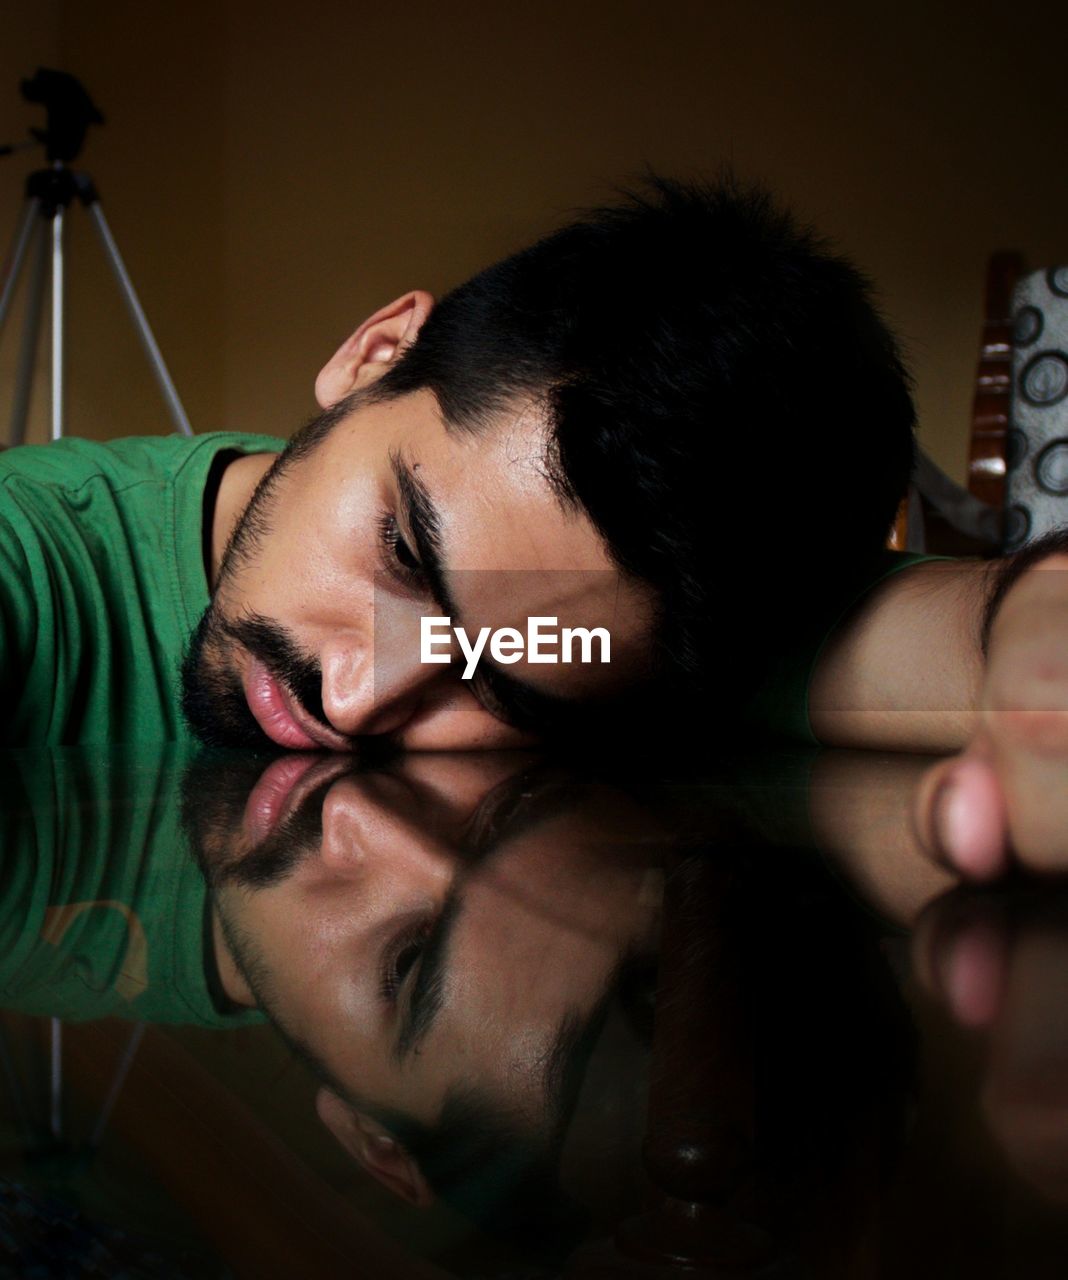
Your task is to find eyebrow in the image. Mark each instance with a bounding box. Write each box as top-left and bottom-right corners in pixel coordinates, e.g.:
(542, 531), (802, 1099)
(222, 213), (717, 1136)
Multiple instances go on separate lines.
(389, 450), (461, 624)
(393, 887), (464, 1063)
(391, 451), (586, 725)
(391, 450), (631, 736)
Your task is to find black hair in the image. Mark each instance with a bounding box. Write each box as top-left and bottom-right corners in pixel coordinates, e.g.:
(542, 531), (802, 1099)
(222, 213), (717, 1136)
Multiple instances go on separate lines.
(364, 961), (648, 1268)
(369, 172), (916, 726)
(274, 948), (658, 1270)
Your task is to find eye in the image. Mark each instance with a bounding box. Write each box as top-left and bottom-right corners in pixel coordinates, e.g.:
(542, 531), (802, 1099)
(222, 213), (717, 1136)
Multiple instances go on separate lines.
(379, 513), (424, 582)
(469, 661), (570, 735)
(394, 939), (423, 986)
(379, 916), (432, 1003)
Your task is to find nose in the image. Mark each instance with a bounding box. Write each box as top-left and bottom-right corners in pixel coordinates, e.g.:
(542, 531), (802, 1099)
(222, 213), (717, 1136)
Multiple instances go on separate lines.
(316, 601), (531, 749)
(319, 630), (441, 739)
(319, 780), (456, 886)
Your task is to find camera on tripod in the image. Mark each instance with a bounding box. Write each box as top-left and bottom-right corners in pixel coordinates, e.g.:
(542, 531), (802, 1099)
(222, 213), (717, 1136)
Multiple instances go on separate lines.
(0, 69), (192, 443)
(21, 67), (104, 165)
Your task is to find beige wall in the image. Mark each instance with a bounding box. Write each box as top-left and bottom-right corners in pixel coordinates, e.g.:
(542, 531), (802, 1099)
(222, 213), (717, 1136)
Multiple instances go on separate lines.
(3, 0), (1067, 481)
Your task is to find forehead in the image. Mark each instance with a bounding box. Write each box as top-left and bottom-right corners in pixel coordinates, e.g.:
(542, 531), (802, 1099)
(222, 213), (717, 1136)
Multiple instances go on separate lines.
(393, 392), (606, 569)
(375, 391), (655, 689)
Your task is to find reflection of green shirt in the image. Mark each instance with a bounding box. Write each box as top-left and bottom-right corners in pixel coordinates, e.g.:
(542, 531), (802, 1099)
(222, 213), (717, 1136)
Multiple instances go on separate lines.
(0, 432), (281, 746)
(0, 747), (263, 1029)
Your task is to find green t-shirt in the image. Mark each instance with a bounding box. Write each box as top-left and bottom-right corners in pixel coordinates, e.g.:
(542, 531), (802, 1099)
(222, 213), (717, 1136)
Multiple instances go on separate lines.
(0, 746), (264, 1028)
(0, 432), (282, 746)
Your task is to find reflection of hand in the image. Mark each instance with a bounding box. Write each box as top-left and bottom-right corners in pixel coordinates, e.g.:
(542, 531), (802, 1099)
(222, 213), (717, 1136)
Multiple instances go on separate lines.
(912, 554), (1068, 879)
(914, 890), (1068, 1203)
(808, 752), (955, 927)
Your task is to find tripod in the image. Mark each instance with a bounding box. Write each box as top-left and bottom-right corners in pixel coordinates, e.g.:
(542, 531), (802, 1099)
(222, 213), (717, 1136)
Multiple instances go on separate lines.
(0, 68), (192, 444)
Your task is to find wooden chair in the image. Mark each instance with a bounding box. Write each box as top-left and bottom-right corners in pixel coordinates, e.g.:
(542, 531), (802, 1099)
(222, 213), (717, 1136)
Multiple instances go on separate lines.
(967, 252), (1025, 511)
(890, 252), (1024, 556)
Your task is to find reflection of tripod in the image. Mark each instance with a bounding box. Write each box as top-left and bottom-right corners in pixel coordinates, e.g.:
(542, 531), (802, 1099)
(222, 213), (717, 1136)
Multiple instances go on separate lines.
(0, 68), (192, 444)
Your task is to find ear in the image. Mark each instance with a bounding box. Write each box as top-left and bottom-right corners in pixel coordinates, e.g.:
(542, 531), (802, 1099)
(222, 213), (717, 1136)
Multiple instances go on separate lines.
(315, 290), (434, 408)
(210, 908), (256, 1008)
(315, 1087), (435, 1208)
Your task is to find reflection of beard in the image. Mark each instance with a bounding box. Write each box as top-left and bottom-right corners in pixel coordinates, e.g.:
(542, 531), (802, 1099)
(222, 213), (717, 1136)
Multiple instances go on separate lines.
(180, 409), (341, 749)
(181, 745), (529, 896)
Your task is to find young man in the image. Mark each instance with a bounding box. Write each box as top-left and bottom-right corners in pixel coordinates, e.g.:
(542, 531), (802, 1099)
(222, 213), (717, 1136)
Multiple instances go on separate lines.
(1, 175), (1064, 876)
(0, 174), (914, 748)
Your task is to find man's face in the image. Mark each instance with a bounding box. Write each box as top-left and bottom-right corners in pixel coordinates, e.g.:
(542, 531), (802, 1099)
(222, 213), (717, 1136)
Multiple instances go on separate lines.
(183, 384), (653, 751)
(190, 752), (661, 1128)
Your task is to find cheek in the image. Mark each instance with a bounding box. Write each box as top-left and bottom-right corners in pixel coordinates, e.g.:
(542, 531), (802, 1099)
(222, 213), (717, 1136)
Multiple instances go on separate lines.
(248, 901), (350, 1014)
(239, 482), (384, 618)
(398, 695), (538, 750)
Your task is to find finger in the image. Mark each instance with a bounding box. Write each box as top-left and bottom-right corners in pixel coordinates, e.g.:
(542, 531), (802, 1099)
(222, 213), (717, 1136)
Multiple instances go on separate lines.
(943, 919), (1008, 1027)
(913, 754), (1011, 881)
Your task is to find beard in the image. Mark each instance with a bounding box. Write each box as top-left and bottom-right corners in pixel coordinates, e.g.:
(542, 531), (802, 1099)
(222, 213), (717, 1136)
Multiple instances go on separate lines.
(181, 608), (267, 749)
(181, 606), (327, 749)
(180, 404), (350, 749)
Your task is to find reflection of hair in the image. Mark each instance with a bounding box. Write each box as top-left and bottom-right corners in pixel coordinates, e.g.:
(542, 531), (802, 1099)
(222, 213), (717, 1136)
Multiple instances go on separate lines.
(368, 173), (915, 727)
(378, 947), (657, 1263)
(278, 948), (657, 1268)
(732, 844), (916, 1257)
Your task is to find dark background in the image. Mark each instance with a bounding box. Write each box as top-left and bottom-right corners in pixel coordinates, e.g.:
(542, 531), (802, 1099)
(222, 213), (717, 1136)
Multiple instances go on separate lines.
(3, 0), (1067, 481)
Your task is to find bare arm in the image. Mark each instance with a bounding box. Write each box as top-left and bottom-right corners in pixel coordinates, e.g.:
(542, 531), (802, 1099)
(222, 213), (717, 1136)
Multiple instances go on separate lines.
(809, 557), (991, 753)
(811, 534), (1068, 876)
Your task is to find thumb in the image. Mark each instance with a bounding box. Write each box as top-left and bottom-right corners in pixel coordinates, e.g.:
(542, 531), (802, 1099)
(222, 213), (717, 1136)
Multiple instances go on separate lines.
(913, 749), (1010, 881)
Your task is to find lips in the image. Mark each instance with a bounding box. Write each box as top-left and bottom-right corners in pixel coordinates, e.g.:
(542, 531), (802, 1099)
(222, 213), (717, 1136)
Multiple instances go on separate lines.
(242, 754), (320, 846)
(242, 657), (348, 750)
(242, 754), (351, 846)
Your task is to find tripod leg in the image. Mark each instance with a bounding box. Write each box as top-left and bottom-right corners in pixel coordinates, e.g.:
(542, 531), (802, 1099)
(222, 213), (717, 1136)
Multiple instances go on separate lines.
(50, 208), (65, 441)
(86, 201), (193, 437)
(49, 1017), (62, 1139)
(88, 1022), (145, 1149)
(0, 198), (40, 337)
(9, 216), (47, 447)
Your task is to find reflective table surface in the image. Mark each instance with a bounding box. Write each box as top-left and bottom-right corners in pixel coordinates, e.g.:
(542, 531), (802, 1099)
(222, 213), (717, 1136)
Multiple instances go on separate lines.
(1, 746), (1067, 1278)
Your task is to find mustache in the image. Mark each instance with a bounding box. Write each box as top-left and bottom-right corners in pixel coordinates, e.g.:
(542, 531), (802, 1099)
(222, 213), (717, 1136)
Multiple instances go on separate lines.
(223, 612), (328, 728)
(219, 772), (333, 889)
(182, 746), (403, 891)
(179, 750), (317, 888)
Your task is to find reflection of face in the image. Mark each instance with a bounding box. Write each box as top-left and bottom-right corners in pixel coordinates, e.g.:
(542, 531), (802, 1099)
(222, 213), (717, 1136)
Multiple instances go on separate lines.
(191, 752), (661, 1128)
(182, 391), (653, 751)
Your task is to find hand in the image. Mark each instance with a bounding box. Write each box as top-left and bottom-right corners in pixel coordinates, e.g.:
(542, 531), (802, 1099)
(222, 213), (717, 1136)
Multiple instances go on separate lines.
(912, 553), (1068, 879)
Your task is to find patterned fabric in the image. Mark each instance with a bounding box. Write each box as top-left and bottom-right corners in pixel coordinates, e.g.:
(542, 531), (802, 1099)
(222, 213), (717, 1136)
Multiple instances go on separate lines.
(1006, 267), (1068, 549)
